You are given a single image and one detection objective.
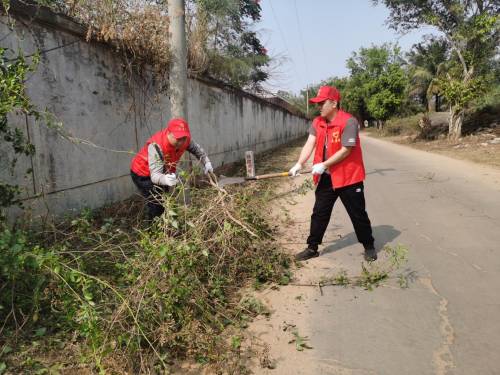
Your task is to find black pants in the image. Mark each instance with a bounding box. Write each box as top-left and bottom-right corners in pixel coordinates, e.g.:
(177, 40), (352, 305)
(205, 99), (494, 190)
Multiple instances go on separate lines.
(307, 175), (374, 250)
(130, 170), (169, 221)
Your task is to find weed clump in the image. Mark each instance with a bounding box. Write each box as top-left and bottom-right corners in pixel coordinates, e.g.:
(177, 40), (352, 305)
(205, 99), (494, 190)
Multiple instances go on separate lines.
(0, 173), (292, 373)
(318, 244), (409, 291)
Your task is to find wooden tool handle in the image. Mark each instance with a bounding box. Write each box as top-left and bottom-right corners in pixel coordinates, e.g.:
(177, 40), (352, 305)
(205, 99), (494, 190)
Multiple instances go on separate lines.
(247, 168), (313, 180)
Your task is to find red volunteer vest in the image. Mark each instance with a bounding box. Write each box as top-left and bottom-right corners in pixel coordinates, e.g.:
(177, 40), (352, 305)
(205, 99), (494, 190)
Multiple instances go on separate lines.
(313, 110), (365, 188)
(131, 129), (191, 177)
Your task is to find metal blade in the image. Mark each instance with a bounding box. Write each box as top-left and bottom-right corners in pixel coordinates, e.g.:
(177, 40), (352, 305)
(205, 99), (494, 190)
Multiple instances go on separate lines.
(217, 177), (246, 190)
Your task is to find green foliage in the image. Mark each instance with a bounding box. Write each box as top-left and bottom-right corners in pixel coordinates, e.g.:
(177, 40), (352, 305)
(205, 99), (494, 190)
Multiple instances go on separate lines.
(470, 84), (500, 114)
(357, 244), (409, 291)
(276, 87), (320, 117)
(366, 64), (408, 122)
(333, 269), (349, 285)
(406, 36), (450, 111)
(0, 43), (62, 211)
(384, 113), (422, 136)
(281, 45), (407, 125)
(290, 330), (312, 351)
(194, 0), (270, 88)
(439, 73), (489, 114)
(0, 176), (292, 372)
(321, 244), (409, 291)
(285, 44), (407, 124)
(373, 0), (500, 137)
(346, 43), (408, 125)
(1, 46), (37, 209)
(297, 178), (315, 196)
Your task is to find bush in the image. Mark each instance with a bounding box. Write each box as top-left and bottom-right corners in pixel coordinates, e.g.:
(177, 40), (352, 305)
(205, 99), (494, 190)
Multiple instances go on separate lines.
(470, 85), (500, 114)
(0, 173), (293, 374)
(384, 114), (422, 136)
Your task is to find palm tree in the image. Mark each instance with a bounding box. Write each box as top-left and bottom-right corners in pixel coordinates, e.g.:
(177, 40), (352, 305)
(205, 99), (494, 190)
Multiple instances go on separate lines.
(406, 37), (449, 112)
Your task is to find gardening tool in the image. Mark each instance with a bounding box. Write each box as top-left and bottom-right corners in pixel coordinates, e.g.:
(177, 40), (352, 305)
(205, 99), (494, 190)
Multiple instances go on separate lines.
(217, 168), (313, 190)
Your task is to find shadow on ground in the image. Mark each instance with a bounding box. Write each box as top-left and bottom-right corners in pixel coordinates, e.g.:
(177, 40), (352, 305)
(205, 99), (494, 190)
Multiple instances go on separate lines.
(365, 168), (396, 176)
(321, 224), (402, 256)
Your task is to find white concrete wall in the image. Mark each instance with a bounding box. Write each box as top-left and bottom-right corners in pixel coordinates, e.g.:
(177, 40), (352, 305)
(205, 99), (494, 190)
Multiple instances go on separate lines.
(1, 5), (309, 221)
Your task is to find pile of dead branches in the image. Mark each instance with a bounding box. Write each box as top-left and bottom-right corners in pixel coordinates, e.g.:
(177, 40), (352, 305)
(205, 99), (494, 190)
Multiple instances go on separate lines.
(0, 171), (292, 373)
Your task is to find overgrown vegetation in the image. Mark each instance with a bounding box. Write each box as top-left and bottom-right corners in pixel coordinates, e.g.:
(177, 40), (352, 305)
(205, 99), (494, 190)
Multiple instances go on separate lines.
(32, 0), (274, 91)
(0, 36), (62, 215)
(384, 114), (422, 136)
(0, 170), (298, 374)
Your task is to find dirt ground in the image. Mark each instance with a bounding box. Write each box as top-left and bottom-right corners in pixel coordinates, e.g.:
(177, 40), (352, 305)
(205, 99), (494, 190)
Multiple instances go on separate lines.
(235, 139), (337, 375)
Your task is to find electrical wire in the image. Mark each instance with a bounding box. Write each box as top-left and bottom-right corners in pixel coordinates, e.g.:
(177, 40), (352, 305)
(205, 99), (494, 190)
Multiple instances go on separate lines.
(293, 0), (312, 86)
(268, 0), (304, 89)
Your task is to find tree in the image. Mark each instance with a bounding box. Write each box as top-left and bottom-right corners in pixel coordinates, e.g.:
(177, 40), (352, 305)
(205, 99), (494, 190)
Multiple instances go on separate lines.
(406, 36), (449, 111)
(346, 43), (408, 130)
(276, 84), (322, 118)
(191, 0), (270, 89)
(282, 45), (407, 127)
(373, 0), (500, 139)
(37, 0), (270, 89)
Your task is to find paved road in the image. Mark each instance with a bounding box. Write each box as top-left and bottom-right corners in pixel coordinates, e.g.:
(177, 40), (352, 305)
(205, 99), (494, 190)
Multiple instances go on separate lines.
(251, 135), (500, 375)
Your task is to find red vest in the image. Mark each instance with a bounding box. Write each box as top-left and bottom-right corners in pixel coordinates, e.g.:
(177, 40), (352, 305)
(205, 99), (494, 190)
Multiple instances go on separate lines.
(131, 129), (191, 177)
(313, 110), (365, 188)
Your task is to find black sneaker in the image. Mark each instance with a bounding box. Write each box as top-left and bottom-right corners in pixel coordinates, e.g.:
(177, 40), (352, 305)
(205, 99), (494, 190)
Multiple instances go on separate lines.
(295, 248), (319, 261)
(364, 246), (377, 261)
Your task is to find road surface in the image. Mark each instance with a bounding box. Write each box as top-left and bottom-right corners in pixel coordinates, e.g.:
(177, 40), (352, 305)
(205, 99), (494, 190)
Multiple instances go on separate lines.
(249, 134), (500, 375)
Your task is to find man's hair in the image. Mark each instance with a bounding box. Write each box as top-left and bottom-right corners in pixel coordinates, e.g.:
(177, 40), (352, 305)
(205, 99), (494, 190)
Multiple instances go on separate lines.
(326, 99), (341, 109)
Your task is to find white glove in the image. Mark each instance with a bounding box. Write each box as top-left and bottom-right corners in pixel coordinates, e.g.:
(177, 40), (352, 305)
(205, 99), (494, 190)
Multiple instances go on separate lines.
(289, 163), (302, 177)
(204, 162), (213, 174)
(163, 173), (178, 186)
(311, 163), (327, 175)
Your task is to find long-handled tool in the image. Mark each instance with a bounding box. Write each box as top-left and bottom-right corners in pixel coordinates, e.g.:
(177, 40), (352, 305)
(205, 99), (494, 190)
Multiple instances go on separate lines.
(217, 168), (312, 190)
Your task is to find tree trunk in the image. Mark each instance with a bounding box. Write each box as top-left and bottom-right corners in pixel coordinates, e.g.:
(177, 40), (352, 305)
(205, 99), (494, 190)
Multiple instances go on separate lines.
(448, 105), (463, 140)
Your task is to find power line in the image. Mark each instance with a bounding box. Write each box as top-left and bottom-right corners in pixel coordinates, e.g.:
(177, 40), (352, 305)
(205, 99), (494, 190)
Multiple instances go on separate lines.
(268, 0), (304, 89)
(293, 0), (312, 86)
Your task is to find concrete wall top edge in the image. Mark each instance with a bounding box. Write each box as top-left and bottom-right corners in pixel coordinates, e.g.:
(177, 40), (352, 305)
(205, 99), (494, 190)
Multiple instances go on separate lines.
(3, 0), (309, 121)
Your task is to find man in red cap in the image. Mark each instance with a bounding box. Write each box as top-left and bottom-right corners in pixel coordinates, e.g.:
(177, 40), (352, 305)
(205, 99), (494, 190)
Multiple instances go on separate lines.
(130, 118), (213, 221)
(289, 86), (376, 261)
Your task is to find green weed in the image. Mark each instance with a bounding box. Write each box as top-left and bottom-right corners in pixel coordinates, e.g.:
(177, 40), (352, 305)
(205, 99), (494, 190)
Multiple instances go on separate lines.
(320, 244), (409, 291)
(290, 331), (312, 351)
(0, 170), (292, 374)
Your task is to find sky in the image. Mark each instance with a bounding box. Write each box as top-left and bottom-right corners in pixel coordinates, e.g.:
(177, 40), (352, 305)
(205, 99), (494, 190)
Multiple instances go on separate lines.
(253, 0), (439, 95)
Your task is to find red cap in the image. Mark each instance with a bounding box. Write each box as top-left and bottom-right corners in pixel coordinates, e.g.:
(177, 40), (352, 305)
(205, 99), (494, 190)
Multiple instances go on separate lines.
(167, 118), (190, 138)
(309, 86), (341, 104)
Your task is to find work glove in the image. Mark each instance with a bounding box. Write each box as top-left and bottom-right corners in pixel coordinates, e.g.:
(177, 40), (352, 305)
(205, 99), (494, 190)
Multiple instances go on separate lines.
(289, 163), (302, 177)
(204, 162), (213, 174)
(311, 163), (327, 175)
(163, 173), (178, 187)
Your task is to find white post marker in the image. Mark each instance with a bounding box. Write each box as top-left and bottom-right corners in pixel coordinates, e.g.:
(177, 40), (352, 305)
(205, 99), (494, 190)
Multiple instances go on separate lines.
(245, 151), (255, 178)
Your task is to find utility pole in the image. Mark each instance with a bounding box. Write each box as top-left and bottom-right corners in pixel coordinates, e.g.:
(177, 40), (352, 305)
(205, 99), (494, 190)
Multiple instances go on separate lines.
(306, 86), (309, 114)
(168, 0), (192, 193)
(168, 0), (188, 121)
